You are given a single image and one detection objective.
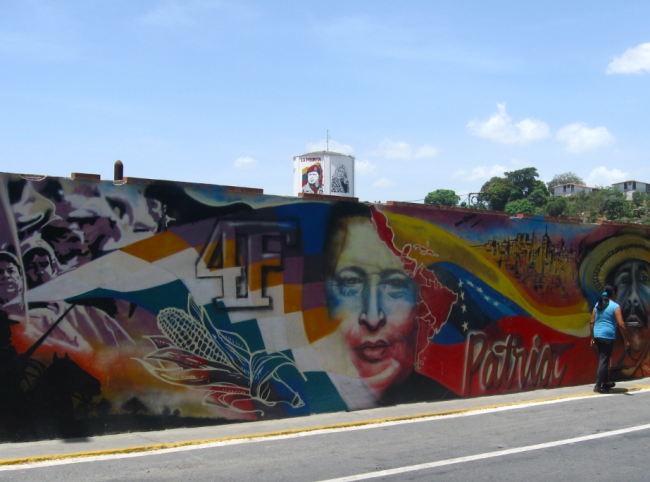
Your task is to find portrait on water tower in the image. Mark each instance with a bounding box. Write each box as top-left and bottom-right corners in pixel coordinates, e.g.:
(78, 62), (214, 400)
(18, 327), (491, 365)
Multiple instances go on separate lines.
(301, 161), (324, 195)
(330, 160), (350, 194)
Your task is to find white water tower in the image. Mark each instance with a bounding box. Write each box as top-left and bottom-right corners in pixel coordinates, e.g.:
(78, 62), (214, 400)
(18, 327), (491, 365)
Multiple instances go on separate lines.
(293, 151), (355, 197)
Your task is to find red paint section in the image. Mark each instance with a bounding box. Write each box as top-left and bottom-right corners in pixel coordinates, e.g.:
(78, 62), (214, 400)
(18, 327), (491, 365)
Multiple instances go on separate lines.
(372, 206), (459, 368)
(419, 316), (596, 397)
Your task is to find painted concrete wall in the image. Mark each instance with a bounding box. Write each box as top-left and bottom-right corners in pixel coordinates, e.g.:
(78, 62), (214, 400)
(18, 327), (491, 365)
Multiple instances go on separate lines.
(1, 173), (650, 441)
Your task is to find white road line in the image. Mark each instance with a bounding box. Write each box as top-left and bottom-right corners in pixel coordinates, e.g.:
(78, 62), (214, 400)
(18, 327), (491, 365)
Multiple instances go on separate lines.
(2, 388), (648, 472)
(318, 422), (650, 482)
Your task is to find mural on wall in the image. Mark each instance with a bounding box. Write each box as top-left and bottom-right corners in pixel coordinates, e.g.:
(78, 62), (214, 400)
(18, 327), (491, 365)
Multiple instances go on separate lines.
(330, 164), (350, 194)
(301, 160), (324, 194)
(1, 172), (649, 441)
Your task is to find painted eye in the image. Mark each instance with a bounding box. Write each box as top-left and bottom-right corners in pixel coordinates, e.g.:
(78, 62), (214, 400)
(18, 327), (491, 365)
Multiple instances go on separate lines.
(336, 276), (364, 297)
(382, 277), (413, 299)
(620, 276), (630, 286)
(340, 277), (363, 286)
(388, 279), (407, 288)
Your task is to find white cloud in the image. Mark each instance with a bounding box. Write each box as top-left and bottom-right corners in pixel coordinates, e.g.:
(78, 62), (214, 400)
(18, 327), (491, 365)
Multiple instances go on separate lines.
(355, 159), (377, 176)
(414, 144), (439, 159)
(372, 139), (412, 160)
(374, 177), (394, 187)
(233, 156), (258, 169)
(467, 104), (551, 145)
(371, 139), (439, 161)
(305, 139), (354, 155)
(586, 166), (628, 187)
(452, 164), (506, 181)
(606, 43), (650, 74)
(556, 123), (615, 153)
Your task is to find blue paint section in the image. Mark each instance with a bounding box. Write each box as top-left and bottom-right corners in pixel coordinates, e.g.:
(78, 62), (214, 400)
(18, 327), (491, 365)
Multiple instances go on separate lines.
(432, 323), (466, 345)
(301, 372), (348, 414)
(274, 203), (330, 256)
(435, 262), (530, 318)
(66, 280), (190, 314)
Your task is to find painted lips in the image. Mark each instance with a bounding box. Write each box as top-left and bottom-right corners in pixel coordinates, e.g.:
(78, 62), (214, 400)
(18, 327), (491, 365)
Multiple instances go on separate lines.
(625, 310), (648, 328)
(355, 341), (391, 362)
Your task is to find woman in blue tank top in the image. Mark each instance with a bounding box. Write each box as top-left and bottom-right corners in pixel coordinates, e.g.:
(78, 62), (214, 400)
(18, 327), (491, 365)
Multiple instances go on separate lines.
(589, 285), (631, 393)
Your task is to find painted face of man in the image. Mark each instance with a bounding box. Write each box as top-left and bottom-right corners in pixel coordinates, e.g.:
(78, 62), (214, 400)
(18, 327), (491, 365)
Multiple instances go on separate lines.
(308, 171), (320, 187)
(326, 217), (419, 398)
(611, 259), (650, 352)
(48, 226), (88, 267)
(0, 261), (22, 305)
(26, 254), (54, 288)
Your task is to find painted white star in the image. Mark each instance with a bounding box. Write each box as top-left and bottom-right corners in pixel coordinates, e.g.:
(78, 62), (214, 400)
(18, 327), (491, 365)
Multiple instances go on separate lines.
(461, 304), (467, 313)
(462, 321), (469, 332)
(493, 301), (499, 307)
(460, 291), (465, 300)
(467, 280), (474, 287)
(484, 295), (491, 302)
(458, 279), (464, 288)
(476, 287), (483, 293)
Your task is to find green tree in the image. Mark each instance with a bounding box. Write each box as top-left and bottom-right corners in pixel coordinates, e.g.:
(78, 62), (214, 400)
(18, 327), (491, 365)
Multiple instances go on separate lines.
(632, 191), (647, 207)
(425, 189), (460, 206)
(504, 167), (541, 201)
(600, 187), (631, 220)
(547, 172), (585, 190)
(546, 197), (568, 217)
(504, 199), (536, 216)
(528, 187), (550, 208)
(478, 177), (511, 211)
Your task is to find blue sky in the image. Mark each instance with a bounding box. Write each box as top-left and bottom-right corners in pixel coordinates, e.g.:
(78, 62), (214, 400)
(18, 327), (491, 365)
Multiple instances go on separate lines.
(1, 1), (649, 203)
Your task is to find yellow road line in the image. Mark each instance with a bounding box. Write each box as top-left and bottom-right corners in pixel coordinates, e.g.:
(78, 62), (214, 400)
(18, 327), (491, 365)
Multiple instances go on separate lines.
(0, 388), (638, 467)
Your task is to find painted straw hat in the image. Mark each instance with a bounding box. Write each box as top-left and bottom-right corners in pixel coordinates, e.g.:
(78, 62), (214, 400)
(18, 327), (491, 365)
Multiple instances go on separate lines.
(579, 227), (650, 300)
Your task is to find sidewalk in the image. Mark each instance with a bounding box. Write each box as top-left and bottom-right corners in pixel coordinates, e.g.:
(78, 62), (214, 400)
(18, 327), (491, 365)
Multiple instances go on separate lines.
(2, 378), (649, 465)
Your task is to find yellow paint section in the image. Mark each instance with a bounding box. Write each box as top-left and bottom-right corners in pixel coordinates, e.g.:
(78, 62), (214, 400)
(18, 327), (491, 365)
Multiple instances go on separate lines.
(283, 284), (302, 314)
(248, 260), (283, 292)
(382, 210), (592, 334)
(303, 306), (334, 343)
(121, 231), (190, 263)
(224, 238), (237, 268)
(1, 389), (628, 468)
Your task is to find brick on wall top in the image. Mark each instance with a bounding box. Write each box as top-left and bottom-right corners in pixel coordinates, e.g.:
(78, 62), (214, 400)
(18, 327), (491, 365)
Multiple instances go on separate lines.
(71, 173), (101, 180)
(385, 201), (587, 223)
(596, 220), (649, 228)
(122, 177), (262, 194)
(386, 201), (510, 217)
(298, 192), (359, 202)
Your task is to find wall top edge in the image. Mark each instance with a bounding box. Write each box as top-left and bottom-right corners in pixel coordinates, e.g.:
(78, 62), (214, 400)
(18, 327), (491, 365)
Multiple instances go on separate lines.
(298, 192), (359, 202)
(385, 200), (649, 228)
(8, 172), (264, 194)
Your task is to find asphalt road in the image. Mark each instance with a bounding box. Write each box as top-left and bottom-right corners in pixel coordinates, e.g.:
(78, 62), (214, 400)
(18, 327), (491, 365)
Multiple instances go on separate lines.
(3, 389), (650, 481)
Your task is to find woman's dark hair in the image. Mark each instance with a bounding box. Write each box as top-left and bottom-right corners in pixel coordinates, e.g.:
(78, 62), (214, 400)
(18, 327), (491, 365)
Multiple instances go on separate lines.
(596, 284), (616, 312)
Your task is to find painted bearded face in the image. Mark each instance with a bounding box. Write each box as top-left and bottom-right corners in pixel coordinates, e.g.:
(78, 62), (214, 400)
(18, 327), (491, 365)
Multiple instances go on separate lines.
(610, 259), (650, 353)
(325, 217), (419, 399)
